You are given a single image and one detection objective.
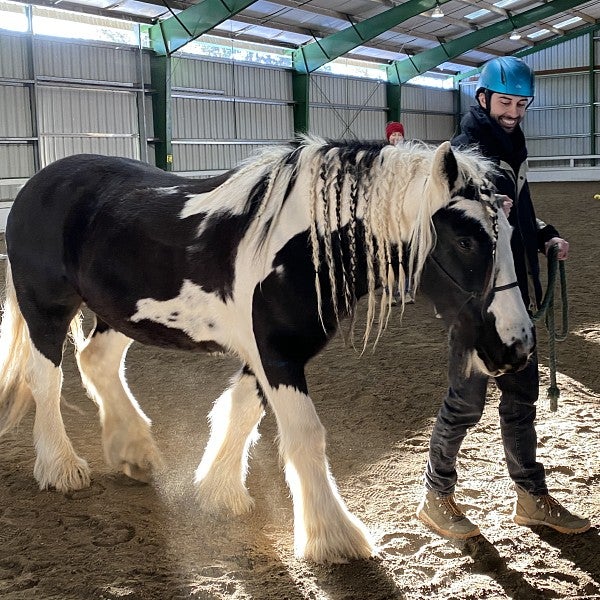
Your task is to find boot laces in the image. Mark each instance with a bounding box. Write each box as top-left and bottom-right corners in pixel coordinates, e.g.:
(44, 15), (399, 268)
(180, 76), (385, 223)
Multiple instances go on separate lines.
(438, 495), (464, 517)
(536, 494), (562, 517)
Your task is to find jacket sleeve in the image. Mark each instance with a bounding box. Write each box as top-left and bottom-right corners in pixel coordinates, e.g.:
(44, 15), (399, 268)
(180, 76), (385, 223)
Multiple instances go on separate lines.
(536, 217), (560, 254)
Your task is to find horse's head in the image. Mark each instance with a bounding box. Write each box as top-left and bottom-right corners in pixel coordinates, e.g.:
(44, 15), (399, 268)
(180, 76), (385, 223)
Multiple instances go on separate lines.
(418, 145), (534, 376)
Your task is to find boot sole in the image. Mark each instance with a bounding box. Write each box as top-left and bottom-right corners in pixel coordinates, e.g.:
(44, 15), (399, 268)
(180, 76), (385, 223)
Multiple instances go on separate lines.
(416, 509), (481, 540)
(513, 515), (591, 534)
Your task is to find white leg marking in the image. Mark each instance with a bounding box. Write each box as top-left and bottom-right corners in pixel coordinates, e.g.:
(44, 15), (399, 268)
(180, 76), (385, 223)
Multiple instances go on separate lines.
(27, 347), (91, 492)
(77, 329), (162, 482)
(269, 385), (373, 563)
(195, 371), (264, 515)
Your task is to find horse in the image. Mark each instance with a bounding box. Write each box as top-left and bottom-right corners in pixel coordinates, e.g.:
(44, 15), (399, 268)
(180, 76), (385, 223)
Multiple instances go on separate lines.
(0, 137), (534, 563)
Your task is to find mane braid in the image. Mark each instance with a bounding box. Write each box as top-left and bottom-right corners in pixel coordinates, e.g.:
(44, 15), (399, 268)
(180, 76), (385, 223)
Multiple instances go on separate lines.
(320, 152), (340, 325)
(334, 156), (352, 316)
(360, 157), (378, 352)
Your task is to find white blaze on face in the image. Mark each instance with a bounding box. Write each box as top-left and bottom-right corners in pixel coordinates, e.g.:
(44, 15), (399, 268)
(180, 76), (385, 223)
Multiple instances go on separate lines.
(487, 210), (534, 352)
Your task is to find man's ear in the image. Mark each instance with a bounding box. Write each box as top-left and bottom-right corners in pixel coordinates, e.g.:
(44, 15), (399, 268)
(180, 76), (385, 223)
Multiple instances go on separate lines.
(478, 92), (487, 109)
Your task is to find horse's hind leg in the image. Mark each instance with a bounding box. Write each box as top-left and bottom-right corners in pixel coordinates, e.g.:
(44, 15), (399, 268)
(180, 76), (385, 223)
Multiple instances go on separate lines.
(76, 319), (162, 482)
(14, 298), (91, 491)
(194, 367), (265, 515)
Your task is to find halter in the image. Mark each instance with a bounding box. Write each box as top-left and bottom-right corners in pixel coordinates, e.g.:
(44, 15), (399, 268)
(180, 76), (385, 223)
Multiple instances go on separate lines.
(427, 247), (519, 315)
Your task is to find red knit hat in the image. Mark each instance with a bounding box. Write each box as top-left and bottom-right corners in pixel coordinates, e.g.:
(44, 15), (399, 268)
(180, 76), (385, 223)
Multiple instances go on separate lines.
(386, 121), (405, 140)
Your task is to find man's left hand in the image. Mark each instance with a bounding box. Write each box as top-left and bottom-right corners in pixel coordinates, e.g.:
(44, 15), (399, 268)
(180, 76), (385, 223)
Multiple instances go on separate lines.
(545, 237), (569, 260)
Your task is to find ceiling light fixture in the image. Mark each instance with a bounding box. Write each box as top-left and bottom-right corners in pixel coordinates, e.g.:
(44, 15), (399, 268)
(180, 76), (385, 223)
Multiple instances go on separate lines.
(509, 30), (521, 40)
(431, 3), (444, 18)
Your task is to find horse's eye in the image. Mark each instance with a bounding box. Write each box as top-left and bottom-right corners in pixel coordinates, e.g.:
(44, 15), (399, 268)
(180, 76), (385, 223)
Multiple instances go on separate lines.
(458, 238), (473, 251)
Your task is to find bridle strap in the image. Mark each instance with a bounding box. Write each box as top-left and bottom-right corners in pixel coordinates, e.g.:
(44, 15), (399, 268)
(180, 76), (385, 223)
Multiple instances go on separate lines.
(492, 281), (519, 293)
(428, 254), (481, 301)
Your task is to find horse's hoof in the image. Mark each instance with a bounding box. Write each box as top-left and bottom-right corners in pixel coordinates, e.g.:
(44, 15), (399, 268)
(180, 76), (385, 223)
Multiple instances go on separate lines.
(122, 461), (152, 483)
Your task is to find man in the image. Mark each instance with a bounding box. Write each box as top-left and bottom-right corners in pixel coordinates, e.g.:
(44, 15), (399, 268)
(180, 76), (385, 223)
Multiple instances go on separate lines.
(416, 56), (590, 539)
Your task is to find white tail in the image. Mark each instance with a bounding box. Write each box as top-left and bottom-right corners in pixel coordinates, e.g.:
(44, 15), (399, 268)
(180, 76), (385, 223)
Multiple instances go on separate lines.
(0, 262), (35, 435)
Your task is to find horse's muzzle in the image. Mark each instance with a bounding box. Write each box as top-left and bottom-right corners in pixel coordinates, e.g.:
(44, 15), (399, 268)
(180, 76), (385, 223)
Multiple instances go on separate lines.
(478, 339), (535, 377)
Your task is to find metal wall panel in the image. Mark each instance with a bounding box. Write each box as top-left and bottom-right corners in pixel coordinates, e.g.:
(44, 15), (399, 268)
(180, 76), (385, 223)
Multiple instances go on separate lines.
(402, 85), (455, 113)
(0, 85), (32, 137)
(173, 97), (235, 139)
(425, 89), (455, 113)
(527, 35), (591, 72)
(0, 145), (35, 178)
(310, 74), (385, 108)
(40, 136), (139, 165)
(526, 106), (588, 137)
(310, 107), (385, 139)
(232, 63), (291, 100)
(0, 33), (30, 79)
(37, 86), (139, 165)
(537, 73), (589, 108)
(234, 103), (292, 140)
(527, 137), (589, 157)
(37, 87), (138, 134)
(172, 57), (233, 94)
(402, 113), (427, 141)
(426, 114), (456, 143)
(34, 37), (140, 83)
(173, 142), (267, 172)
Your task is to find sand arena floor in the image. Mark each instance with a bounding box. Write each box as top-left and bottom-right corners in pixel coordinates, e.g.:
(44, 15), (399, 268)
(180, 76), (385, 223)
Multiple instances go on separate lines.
(0, 180), (598, 600)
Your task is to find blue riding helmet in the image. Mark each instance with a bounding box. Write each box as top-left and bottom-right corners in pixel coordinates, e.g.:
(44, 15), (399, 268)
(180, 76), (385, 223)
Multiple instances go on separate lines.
(478, 56), (535, 98)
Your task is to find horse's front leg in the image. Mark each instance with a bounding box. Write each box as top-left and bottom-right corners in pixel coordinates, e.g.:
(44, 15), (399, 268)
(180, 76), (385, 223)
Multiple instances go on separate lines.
(194, 367), (265, 515)
(261, 370), (374, 563)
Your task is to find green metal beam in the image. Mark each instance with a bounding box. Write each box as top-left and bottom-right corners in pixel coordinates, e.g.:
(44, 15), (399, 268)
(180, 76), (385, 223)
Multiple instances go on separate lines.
(149, 0), (258, 56)
(388, 0), (592, 84)
(386, 82), (401, 123)
(293, 0), (451, 73)
(454, 21), (600, 85)
(150, 54), (173, 171)
(292, 71), (310, 134)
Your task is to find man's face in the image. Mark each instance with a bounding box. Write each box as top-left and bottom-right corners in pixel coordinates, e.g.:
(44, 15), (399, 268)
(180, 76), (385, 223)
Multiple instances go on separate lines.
(479, 92), (529, 134)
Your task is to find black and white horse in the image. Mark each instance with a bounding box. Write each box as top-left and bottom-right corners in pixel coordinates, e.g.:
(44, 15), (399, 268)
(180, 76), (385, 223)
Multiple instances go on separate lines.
(0, 138), (533, 563)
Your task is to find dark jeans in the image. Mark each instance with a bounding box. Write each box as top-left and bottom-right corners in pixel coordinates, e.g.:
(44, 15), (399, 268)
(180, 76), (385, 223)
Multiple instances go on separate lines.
(424, 340), (547, 497)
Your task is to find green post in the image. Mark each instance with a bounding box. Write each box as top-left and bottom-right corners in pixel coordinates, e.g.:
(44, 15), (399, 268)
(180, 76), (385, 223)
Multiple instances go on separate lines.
(292, 71), (310, 135)
(386, 82), (401, 124)
(150, 54), (173, 171)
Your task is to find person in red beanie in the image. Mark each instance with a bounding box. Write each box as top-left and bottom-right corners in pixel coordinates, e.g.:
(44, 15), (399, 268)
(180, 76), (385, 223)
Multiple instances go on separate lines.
(385, 121), (405, 145)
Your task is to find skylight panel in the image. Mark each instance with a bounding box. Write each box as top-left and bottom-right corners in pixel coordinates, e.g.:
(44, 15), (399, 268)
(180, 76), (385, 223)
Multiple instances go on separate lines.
(528, 28), (550, 39)
(465, 8), (490, 19)
(494, 0), (518, 8)
(553, 16), (582, 29)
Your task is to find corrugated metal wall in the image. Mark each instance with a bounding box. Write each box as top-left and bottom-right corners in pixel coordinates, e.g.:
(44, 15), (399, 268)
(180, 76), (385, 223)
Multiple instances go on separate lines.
(171, 56), (293, 172)
(309, 74), (386, 140)
(2, 26), (600, 208)
(0, 30), (150, 209)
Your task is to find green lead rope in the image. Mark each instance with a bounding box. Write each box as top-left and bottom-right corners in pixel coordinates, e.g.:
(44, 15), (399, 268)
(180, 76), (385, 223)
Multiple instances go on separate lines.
(531, 244), (569, 411)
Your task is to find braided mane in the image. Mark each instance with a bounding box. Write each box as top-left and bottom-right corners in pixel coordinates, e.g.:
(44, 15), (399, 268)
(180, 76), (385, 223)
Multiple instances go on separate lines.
(205, 136), (495, 349)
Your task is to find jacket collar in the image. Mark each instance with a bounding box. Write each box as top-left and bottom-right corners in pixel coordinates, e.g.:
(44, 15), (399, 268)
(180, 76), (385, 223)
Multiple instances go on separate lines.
(460, 105), (528, 166)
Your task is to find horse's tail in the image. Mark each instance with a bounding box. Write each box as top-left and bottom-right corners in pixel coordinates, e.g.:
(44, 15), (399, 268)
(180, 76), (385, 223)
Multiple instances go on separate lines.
(0, 261), (35, 436)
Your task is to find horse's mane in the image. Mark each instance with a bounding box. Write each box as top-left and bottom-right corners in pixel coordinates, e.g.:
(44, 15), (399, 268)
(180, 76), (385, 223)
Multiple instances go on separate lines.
(196, 136), (494, 349)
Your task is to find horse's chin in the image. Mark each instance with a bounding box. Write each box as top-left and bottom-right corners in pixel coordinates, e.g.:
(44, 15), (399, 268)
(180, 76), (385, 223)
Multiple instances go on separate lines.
(474, 348), (531, 377)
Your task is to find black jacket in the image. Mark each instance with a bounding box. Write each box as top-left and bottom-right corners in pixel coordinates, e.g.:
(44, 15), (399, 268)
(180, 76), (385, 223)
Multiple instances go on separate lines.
(452, 105), (559, 310)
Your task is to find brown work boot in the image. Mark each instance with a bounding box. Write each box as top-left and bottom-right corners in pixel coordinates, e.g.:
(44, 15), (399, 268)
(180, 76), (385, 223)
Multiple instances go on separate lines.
(513, 487), (591, 534)
(417, 489), (481, 539)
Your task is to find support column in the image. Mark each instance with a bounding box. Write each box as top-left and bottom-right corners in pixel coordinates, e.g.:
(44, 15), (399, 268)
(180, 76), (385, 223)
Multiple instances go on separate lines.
(150, 53), (172, 171)
(292, 71), (310, 135)
(386, 81), (401, 124)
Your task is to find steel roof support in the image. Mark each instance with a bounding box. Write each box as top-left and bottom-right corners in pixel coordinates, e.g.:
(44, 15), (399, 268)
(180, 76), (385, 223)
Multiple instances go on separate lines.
(387, 0), (592, 84)
(149, 0), (258, 56)
(292, 0), (451, 74)
(454, 22), (600, 84)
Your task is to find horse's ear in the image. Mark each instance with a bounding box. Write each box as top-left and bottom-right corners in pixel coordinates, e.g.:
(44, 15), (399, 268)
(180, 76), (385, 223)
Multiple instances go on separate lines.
(432, 141), (460, 193)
